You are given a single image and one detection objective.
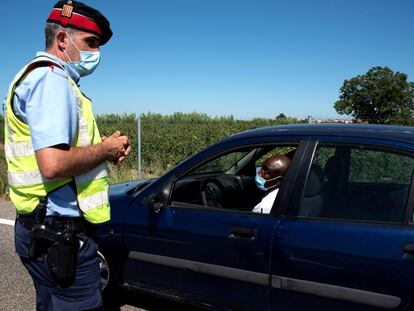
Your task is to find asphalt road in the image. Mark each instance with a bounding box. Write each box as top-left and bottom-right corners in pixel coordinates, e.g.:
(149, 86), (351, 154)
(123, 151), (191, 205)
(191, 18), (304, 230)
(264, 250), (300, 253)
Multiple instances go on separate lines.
(0, 201), (201, 311)
(0, 201), (34, 311)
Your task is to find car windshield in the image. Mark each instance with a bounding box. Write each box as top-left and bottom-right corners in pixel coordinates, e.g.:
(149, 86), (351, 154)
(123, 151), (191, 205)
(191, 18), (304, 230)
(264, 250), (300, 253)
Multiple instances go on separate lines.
(189, 149), (254, 175)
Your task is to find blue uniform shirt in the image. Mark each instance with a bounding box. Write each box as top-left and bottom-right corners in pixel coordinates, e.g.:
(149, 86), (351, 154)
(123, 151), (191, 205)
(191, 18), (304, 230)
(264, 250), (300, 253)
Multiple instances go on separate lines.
(10, 52), (82, 217)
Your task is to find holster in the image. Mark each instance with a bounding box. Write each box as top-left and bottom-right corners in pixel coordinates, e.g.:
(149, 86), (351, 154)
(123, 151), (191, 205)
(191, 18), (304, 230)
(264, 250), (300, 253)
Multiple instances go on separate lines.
(27, 197), (80, 282)
(47, 228), (79, 282)
(28, 197), (48, 259)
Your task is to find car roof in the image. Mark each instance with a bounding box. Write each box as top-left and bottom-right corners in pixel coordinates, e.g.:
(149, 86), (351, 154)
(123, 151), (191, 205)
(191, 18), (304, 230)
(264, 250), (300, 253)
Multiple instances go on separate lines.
(225, 123), (414, 145)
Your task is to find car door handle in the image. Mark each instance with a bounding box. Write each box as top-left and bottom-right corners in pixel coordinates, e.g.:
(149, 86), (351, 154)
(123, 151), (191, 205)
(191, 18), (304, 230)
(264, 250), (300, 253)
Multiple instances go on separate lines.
(403, 243), (414, 256)
(228, 227), (257, 241)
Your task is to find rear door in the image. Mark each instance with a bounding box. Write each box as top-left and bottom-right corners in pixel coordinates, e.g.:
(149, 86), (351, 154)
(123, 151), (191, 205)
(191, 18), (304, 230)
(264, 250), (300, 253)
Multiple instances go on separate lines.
(270, 139), (414, 311)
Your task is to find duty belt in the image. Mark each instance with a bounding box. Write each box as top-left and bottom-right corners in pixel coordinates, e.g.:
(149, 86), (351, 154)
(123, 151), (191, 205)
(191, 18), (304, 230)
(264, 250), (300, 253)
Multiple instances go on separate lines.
(18, 214), (86, 233)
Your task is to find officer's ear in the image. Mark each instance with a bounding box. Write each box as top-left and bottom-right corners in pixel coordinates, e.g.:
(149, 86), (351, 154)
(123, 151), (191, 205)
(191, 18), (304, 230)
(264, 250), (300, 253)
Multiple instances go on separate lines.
(56, 30), (69, 50)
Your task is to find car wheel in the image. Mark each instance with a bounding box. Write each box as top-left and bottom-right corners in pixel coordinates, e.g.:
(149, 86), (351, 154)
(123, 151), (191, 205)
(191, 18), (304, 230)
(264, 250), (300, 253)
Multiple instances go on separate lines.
(97, 250), (110, 291)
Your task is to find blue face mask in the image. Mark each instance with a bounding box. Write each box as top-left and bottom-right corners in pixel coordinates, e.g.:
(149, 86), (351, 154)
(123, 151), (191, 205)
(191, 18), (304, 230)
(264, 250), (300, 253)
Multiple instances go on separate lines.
(255, 174), (267, 191)
(69, 51), (100, 77)
(64, 34), (100, 77)
(255, 174), (282, 191)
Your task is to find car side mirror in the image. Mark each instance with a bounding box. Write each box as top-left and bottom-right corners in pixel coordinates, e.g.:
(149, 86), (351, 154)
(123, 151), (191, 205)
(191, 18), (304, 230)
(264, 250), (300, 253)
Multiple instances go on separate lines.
(148, 175), (174, 213)
(149, 194), (164, 213)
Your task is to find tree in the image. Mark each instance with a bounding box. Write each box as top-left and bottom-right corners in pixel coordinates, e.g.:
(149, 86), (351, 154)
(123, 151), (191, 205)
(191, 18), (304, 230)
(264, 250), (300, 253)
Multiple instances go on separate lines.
(334, 66), (414, 125)
(275, 113), (287, 120)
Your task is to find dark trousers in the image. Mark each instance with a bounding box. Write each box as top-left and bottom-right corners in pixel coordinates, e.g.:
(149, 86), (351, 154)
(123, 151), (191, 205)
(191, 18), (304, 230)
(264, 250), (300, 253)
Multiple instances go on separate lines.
(15, 220), (103, 311)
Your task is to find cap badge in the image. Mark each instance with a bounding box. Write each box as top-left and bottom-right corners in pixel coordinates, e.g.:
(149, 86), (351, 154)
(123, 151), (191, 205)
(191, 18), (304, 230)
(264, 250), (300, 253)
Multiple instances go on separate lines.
(61, 2), (73, 18)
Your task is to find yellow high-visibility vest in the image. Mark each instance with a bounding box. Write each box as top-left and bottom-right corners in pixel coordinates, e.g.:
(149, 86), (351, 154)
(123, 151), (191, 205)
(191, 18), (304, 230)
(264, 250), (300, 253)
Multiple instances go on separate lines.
(4, 56), (110, 224)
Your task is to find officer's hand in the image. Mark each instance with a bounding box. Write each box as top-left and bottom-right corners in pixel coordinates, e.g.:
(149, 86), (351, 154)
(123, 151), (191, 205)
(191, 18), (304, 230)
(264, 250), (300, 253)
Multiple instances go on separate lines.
(102, 131), (128, 163)
(116, 135), (131, 164)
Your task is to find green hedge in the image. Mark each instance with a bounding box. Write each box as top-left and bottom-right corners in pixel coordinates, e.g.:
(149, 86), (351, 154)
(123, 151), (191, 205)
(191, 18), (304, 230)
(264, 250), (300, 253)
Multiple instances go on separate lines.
(96, 112), (304, 173)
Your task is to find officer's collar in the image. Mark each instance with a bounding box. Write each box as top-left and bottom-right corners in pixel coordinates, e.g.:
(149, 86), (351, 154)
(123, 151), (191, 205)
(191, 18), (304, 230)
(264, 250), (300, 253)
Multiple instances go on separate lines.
(35, 51), (80, 83)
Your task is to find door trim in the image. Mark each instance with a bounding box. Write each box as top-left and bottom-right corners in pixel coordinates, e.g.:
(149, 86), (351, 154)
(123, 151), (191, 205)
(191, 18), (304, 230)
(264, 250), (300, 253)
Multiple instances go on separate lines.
(129, 251), (401, 309)
(272, 275), (401, 309)
(129, 251), (269, 286)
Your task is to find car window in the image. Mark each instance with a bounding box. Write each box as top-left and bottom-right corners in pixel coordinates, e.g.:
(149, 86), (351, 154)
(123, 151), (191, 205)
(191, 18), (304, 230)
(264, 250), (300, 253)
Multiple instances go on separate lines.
(349, 148), (414, 184)
(297, 144), (414, 223)
(171, 144), (297, 213)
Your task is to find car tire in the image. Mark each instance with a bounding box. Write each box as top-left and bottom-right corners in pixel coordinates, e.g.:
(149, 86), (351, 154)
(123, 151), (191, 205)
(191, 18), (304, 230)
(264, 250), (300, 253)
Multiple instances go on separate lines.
(97, 250), (111, 292)
(98, 251), (125, 310)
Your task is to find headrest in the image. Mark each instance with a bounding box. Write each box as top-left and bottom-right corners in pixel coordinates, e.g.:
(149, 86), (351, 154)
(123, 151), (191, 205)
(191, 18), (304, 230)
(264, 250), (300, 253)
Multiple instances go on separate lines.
(304, 165), (323, 196)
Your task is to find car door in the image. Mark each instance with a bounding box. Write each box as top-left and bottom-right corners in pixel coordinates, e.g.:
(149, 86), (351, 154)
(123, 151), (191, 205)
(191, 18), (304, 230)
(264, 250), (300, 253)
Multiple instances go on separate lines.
(121, 138), (306, 310)
(270, 139), (414, 311)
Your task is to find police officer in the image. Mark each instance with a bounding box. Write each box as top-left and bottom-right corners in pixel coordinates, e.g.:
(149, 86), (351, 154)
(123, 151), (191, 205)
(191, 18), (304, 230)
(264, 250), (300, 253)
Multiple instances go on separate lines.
(4, 1), (131, 310)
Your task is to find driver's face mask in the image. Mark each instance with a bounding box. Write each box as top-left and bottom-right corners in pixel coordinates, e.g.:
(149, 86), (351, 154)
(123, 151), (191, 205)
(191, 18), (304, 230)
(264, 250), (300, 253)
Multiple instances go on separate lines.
(255, 174), (282, 191)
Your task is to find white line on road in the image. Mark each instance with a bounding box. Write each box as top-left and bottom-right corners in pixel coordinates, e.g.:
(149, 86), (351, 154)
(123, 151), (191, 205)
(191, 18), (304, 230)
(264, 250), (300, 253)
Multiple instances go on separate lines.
(0, 218), (15, 226)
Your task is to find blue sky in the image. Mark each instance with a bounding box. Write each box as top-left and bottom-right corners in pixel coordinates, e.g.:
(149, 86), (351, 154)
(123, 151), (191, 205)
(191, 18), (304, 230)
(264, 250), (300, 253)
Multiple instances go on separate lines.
(1, 0), (413, 120)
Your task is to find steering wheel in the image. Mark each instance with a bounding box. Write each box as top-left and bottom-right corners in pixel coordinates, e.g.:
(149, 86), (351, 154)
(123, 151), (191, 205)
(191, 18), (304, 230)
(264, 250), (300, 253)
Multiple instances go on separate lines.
(200, 178), (226, 208)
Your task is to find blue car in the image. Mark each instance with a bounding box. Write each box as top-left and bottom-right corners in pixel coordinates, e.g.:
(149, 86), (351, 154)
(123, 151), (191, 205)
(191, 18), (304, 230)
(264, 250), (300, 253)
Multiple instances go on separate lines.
(96, 124), (414, 311)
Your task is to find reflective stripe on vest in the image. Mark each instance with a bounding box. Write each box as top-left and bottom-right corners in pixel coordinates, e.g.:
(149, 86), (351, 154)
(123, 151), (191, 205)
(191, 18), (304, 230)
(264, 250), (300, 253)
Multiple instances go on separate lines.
(75, 163), (108, 185)
(78, 190), (109, 213)
(5, 141), (34, 158)
(5, 56), (110, 223)
(7, 170), (62, 187)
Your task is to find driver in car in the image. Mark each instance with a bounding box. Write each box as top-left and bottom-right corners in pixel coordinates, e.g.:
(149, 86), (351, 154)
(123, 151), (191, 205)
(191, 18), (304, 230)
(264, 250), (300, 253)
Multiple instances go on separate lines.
(252, 155), (291, 213)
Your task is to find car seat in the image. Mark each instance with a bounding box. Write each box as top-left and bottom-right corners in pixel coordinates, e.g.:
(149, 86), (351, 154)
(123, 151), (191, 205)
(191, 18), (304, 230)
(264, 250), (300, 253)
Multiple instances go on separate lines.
(299, 164), (324, 217)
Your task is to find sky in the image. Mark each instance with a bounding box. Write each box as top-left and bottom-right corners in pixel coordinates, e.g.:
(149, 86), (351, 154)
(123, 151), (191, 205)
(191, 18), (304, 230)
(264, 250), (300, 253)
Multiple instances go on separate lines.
(0, 0), (413, 120)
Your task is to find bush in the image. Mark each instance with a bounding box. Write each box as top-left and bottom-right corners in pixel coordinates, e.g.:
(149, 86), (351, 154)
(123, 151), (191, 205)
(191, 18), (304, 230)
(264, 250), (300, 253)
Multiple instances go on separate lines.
(96, 112), (303, 174)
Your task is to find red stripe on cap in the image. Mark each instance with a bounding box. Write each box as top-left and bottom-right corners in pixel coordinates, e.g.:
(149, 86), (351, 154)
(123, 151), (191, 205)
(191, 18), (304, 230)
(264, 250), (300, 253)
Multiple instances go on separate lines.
(48, 8), (102, 36)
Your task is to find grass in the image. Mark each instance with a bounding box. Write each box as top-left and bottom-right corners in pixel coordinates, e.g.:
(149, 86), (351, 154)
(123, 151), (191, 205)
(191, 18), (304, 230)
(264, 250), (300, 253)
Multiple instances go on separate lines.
(107, 162), (162, 184)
